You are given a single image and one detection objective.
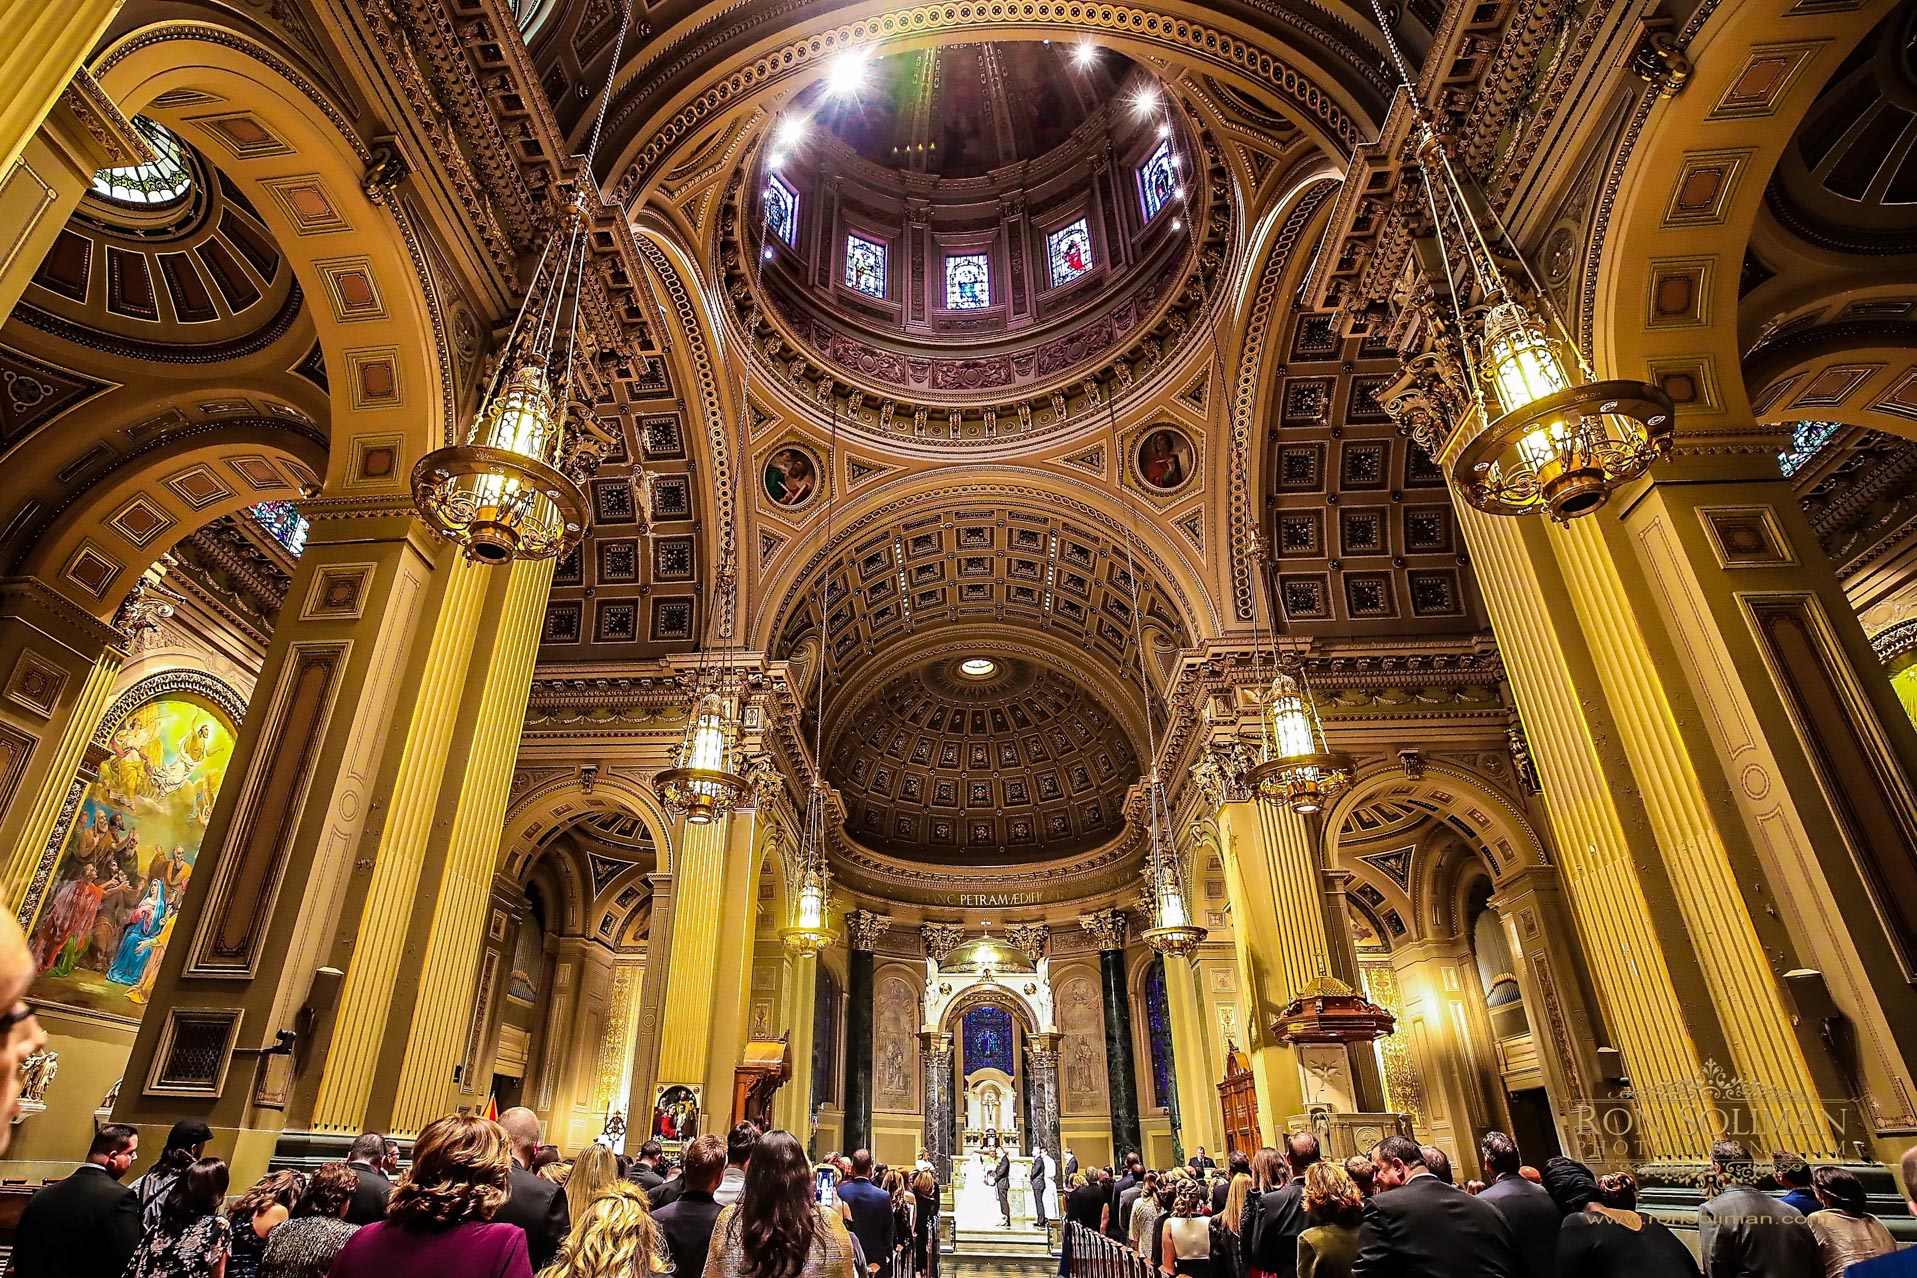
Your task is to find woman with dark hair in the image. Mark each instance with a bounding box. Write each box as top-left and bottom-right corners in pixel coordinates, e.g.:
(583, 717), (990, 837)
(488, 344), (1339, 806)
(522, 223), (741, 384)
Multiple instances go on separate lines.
(128, 1156), (232, 1278)
(1554, 1169), (1699, 1278)
(1807, 1166), (1895, 1278)
(131, 1120), (214, 1230)
(702, 1129), (858, 1278)
(258, 1161), (360, 1278)
(327, 1113), (532, 1278)
(1296, 1163), (1363, 1278)
(1159, 1178), (1213, 1278)
(226, 1169), (302, 1278)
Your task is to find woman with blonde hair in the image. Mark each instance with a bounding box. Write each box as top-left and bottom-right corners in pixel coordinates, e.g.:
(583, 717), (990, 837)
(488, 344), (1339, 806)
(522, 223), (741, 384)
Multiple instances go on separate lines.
(542, 1181), (668, 1278)
(1296, 1162), (1362, 1278)
(567, 1146), (623, 1222)
(328, 1113), (531, 1278)
(1210, 1173), (1252, 1278)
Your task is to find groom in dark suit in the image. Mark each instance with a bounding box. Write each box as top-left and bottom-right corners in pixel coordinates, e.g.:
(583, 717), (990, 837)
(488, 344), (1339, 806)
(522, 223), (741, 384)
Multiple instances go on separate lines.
(988, 1145), (1013, 1226)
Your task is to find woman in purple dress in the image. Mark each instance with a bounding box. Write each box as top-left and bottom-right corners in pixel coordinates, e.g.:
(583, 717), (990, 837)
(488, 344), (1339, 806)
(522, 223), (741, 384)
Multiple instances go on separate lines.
(326, 1113), (532, 1278)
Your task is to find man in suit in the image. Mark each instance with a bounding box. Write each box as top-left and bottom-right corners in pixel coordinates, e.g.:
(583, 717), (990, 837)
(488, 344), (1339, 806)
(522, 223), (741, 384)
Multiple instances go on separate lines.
(1697, 1139), (1818, 1278)
(1189, 1146), (1217, 1172)
(1109, 1153), (1142, 1239)
(1352, 1135), (1525, 1278)
(1245, 1131), (1318, 1278)
(1064, 1148), (1078, 1181)
(986, 1145), (1014, 1227)
(839, 1148), (897, 1274)
(1477, 1133), (1559, 1278)
(654, 1135), (726, 1278)
(629, 1138), (667, 1192)
(496, 1106), (572, 1271)
(1213, 1149), (1250, 1215)
(1031, 1146), (1055, 1227)
(343, 1131), (393, 1226)
(11, 1123), (142, 1278)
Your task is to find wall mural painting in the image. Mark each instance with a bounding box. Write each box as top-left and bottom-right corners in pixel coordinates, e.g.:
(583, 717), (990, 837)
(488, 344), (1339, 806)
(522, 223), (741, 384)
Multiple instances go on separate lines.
(1137, 427), (1195, 492)
(764, 444), (821, 509)
(29, 697), (234, 1020)
(1057, 973), (1108, 1113)
(875, 974), (919, 1111)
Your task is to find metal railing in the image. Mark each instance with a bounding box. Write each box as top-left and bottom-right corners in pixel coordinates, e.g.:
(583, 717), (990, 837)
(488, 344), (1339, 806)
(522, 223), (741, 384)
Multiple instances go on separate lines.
(1065, 1222), (1157, 1278)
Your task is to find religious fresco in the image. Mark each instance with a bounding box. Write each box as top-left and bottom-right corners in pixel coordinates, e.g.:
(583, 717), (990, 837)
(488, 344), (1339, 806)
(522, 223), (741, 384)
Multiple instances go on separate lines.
(652, 1083), (700, 1142)
(28, 697), (234, 1021)
(1137, 426), (1195, 492)
(1056, 972), (1108, 1113)
(874, 973), (919, 1111)
(764, 445), (821, 509)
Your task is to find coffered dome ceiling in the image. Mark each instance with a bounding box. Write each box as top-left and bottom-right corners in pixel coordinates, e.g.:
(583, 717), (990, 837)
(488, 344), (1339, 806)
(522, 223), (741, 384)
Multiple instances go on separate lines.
(826, 656), (1139, 863)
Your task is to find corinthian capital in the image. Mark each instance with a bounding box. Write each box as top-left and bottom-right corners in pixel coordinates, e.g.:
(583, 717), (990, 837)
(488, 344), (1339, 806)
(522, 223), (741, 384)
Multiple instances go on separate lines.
(1077, 909), (1129, 952)
(845, 910), (890, 952)
(1004, 922), (1051, 965)
(920, 922), (966, 963)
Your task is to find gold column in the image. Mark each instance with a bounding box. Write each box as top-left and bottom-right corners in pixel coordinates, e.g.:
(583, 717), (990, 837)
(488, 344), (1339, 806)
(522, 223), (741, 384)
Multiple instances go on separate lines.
(1160, 950), (1222, 1155)
(1388, 939), (1502, 1177)
(774, 948), (819, 1134)
(0, 0), (120, 176)
(654, 810), (760, 1116)
(623, 872), (674, 1136)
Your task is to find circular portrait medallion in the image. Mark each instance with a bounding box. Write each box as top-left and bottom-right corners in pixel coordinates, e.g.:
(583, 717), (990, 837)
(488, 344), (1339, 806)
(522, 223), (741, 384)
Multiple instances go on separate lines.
(1136, 426), (1195, 492)
(763, 444), (822, 509)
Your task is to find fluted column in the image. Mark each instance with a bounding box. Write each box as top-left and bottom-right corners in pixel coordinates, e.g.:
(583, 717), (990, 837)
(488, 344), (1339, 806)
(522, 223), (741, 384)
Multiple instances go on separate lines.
(773, 946), (819, 1134)
(1160, 951), (1221, 1157)
(920, 1029), (955, 1183)
(0, 0), (120, 176)
(842, 909), (888, 1153)
(623, 872), (674, 1135)
(1080, 909), (1141, 1159)
(655, 810), (761, 1116)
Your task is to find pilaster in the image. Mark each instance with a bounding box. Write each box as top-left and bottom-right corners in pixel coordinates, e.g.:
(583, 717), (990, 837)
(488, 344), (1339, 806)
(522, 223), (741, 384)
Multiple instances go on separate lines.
(623, 872), (674, 1134)
(773, 947), (819, 1134)
(920, 1029), (955, 1183)
(1027, 1030), (1063, 1168)
(1161, 951), (1222, 1156)
(0, 0), (121, 176)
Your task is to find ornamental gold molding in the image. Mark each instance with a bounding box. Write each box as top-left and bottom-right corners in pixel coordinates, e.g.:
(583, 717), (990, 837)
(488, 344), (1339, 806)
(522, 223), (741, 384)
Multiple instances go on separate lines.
(1077, 908), (1129, 952)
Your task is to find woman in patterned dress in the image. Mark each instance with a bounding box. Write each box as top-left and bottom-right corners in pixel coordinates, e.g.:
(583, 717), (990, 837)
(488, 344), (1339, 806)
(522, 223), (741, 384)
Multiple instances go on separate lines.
(703, 1130), (858, 1278)
(258, 1162), (360, 1278)
(128, 1157), (231, 1278)
(224, 1169), (301, 1278)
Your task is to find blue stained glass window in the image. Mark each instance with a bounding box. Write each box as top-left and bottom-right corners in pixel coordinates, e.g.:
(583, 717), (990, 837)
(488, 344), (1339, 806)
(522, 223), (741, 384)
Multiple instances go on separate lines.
(248, 502), (308, 556)
(1139, 139), (1178, 222)
(1778, 419), (1843, 476)
(945, 253), (991, 309)
(765, 175), (799, 247)
(1047, 218), (1094, 288)
(1144, 956), (1177, 1109)
(845, 233), (888, 299)
(963, 1004), (1015, 1074)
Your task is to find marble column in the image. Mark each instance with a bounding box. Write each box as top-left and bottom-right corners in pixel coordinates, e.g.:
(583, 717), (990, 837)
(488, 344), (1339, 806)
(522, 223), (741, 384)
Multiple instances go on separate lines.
(842, 910), (888, 1154)
(1027, 1031), (1062, 1167)
(920, 1029), (955, 1183)
(1081, 909), (1142, 1159)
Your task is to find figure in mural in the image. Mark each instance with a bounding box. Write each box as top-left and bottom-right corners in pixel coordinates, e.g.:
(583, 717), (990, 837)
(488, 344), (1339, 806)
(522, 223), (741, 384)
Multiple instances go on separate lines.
(1138, 428), (1193, 490)
(764, 447), (818, 507)
(27, 697), (233, 1020)
(881, 1040), (910, 1098)
(1068, 1040), (1097, 1099)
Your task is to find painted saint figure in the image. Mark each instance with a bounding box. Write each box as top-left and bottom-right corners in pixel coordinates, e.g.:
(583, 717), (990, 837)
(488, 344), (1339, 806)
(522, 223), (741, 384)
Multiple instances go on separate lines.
(106, 878), (169, 986)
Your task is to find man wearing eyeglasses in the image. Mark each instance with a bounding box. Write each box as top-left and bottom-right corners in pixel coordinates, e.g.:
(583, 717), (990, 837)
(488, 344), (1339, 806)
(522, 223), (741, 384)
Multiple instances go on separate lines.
(10, 1123), (142, 1277)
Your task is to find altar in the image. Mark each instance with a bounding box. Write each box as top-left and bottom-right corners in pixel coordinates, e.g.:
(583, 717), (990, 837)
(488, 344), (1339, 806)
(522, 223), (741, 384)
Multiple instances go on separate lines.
(953, 1147), (1047, 1231)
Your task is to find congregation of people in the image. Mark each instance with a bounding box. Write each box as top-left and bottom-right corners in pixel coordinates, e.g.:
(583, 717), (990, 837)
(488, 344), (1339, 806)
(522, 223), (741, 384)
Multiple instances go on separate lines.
(4, 1107), (942, 1278)
(1059, 1133), (1917, 1278)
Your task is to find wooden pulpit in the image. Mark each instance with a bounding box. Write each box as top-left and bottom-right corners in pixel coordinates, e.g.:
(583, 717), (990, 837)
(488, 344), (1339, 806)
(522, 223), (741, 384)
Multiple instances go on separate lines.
(731, 1037), (792, 1128)
(1217, 1043), (1261, 1156)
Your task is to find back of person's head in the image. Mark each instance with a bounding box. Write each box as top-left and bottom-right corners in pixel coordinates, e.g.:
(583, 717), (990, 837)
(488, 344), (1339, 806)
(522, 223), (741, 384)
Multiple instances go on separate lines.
(160, 1157), (229, 1234)
(1127, 1152), (1144, 1173)
(539, 1160), (572, 1186)
(850, 1147), (874, 1178)
(231, 1168), (303, 1223)
(547, 1180), (666, 1278)
(1597, 1171), (1638, 1212)
(1344, 1156), (1375, 1199)
(348, 1131), (387, 1165)
(731, 1122), (761, 1168)
(1710, 1139), (1754, 1182)
(1773, 1152), (1811, 1189)
(1228, 1150), (1251, 1179)
(155, 1118), (213, 1175)
(567, 1143), (622, 1223)
(640, 1139), (663, 1163)
(534, 1145), (562, 1171)
(735, 1131), (819, 1278)
(1419, 1145), (1453, 1185)
(1172, 1178), (1205, 1217)
(1480, 1132), (1521, 1178)
(1903, 1145), (1917, 1213)
(1813, 1165), (1868, 1215)
(681, 1134), (727, 1193)
(1304, 1161), (1364, 1228)
(1286, 1130), (1322, 1174)
(1250, 1146), (1284, 1192)
(499, 1106), (542, 1159)
(1373, 1135), (1423, 1172)
(1223, 1172), (1252, 1234)
(913, 1169), (936, 1198)
(297, 1162), (359, 1219)
(89, 1123), (138, 1162)
(1540, 1157), (1599, 1214)
(387, 1113), (512, 1229)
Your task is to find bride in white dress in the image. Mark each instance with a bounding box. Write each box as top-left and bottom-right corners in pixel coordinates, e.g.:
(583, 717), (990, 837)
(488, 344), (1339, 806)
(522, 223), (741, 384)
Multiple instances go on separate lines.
(955, 1149), (1000, 1228)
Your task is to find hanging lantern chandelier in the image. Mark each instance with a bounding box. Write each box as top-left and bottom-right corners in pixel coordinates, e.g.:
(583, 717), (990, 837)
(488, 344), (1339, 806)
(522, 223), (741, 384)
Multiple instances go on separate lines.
(412, 2), (635, 561)
(782, 783), (837, 955)
(1374, 3), (1672, 523)
(1247, 668), (1353, 816)
(1140, 778), (1205, 958)
(655, 689), (749, 824)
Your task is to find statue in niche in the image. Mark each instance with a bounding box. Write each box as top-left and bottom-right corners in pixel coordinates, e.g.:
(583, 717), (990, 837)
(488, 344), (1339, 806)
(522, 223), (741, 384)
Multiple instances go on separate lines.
(983, 1087), (1001, 1132)
(1069, 1040), (1097, 1098)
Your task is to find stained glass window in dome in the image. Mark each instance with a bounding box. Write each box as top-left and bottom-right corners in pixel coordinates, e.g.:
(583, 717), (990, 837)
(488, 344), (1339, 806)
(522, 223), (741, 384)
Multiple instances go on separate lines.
(845, 233), (888, 299)
(945, 253), (991, 310)
(962, 1004), (1015, 1074)
(1145, 955), (1177, 1109)
(1139, 139), (1178, 222)
(248, 502), (308, 556)
(1778, 420), (1843, 477)
(1047, 218), (1094, 288)
(765, 175), (799, 247)
(90, 117), (195, 207)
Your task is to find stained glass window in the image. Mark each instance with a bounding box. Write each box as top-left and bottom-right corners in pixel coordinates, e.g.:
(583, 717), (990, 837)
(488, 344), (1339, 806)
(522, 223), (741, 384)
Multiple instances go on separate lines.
(1144, 955), (1177, 1110)
(962, 1004), (1015, 1074)
(845, 233), (888, 298)
(248, 502), (308, 556)
(91, 117), (194, 207)
(1047, 218), (1094, 288)
(1778, 419), (1843, 476)
(945, 253), (991, 309)
(1139, 139), (1178, 222)
(765, 175), (799, 247)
